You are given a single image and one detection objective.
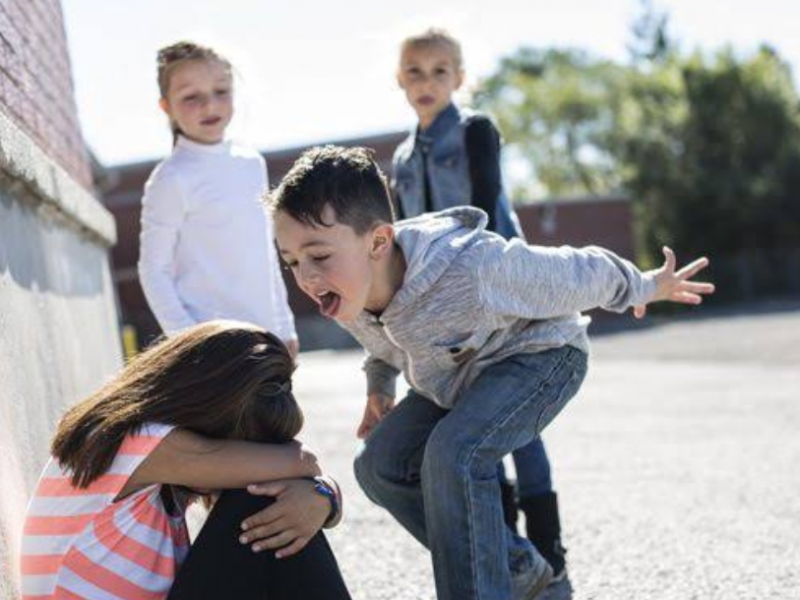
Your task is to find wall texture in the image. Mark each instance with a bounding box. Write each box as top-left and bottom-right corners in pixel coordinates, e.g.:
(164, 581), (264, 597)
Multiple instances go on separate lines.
(0, 1), (122, 597)
(0, 0), (92, 187)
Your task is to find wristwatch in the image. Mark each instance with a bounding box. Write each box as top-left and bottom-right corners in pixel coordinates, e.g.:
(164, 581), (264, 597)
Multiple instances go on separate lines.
(311, 476), (339, 527)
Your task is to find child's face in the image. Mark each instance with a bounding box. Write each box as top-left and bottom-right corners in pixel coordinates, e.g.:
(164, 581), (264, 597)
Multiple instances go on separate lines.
(397, 43), (463, 128)
(159, 59), (233, 145)
(274, 206), (391, 323)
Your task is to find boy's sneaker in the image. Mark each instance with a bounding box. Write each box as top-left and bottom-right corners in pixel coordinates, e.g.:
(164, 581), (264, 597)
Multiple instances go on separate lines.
(511, 553), (553, 600)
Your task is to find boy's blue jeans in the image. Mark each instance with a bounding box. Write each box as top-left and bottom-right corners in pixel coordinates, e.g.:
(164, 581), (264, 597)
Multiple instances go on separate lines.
(354, 347), (588, 600)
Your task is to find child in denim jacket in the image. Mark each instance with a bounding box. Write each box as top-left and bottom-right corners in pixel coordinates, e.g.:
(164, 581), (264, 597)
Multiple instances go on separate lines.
(391, 27), (566, 579)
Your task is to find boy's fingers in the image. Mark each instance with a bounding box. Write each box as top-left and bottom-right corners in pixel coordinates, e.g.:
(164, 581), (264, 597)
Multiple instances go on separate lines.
(676, 257), (709, 279)
(633, 305), (647, 319)
(672, 291), (703, 305)
(357, 420), (373, 439)
(662, 246), (676, 272)
(681, 281), (715, 294)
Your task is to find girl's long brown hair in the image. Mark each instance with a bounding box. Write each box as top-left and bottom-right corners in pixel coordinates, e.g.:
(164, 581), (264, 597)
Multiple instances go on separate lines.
(51, 321), (302, 488)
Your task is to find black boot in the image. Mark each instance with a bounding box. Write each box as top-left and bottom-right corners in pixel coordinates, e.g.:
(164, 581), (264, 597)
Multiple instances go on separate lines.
(499, 480), (519, 533)
(519, 491), (567, 582)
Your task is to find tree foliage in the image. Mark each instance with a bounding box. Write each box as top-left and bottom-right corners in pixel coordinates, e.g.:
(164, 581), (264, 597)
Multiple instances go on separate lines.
(477, 48), (629, 199)
(476, 6), (800, 296)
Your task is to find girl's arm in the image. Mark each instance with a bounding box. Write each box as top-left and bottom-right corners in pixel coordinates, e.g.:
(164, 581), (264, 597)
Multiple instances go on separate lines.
(119, 429), (320, 498)
(267, 229), (298, 345)
(138, 172), (196, 334)
(261, 157), (298, 345)
(465, 116), (503, 234)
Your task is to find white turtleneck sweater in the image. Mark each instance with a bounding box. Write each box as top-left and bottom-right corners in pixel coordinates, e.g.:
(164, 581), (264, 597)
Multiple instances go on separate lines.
(138, 136), (296, 341)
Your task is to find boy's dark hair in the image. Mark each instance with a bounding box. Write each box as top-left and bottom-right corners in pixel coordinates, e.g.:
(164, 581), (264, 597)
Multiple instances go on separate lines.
(267, 145), (395, 234)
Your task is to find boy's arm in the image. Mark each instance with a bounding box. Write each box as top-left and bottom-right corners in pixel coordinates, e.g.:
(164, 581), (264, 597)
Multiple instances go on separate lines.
(358, 355), (399, 438)
(261, 157), (299, 346)
(465, 116), (502, 233)
(267, 239), (298, 345)
(479, 241), (711, 319)
(363, 354), (400, 399)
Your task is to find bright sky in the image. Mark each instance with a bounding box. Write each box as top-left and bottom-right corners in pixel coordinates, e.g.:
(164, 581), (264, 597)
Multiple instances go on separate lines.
(62, 0), (800, 167)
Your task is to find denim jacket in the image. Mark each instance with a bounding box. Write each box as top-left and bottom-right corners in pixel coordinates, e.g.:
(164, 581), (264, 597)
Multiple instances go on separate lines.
(391, 103), (523, 240)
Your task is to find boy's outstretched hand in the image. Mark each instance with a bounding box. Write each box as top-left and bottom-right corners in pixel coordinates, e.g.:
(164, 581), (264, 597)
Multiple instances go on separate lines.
(634, 247), (715, 319)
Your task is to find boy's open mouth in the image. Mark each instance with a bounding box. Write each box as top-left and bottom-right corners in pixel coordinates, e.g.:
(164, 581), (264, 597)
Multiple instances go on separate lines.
(318, 291), (341, 318)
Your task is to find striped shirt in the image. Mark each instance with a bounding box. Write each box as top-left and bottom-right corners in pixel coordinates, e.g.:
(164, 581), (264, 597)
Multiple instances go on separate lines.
(21, 423), (190, 600)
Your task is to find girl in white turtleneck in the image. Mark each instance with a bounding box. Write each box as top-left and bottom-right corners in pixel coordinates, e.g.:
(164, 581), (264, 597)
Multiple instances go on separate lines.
(138, 41), (298, 355)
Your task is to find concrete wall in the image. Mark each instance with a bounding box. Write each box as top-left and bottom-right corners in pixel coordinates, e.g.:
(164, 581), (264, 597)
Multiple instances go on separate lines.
(0, 111), (122, 600)
(0, 2), (122, 596)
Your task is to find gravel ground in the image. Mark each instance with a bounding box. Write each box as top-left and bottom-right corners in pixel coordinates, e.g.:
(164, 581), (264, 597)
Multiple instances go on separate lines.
(295, 300), (800, 600)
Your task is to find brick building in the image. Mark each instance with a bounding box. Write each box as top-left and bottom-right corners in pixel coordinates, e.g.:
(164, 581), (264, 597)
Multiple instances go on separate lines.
(0, 2), (121, 598)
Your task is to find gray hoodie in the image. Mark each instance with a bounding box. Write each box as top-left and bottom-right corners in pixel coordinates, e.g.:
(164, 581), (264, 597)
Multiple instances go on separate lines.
(344, 207), (656, 409)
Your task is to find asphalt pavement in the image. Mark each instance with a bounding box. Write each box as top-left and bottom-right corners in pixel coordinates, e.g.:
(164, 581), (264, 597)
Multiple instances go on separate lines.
(295, 300), (800, 600)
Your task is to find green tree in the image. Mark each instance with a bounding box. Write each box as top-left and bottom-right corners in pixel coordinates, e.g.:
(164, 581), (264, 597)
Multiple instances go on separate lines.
(476, 48), (630, 200)
(477, 12), (800, 297)
(620, 46), (800, 280)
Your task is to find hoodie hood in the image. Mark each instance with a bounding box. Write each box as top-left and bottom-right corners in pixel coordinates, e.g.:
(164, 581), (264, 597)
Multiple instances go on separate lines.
(387, 207), (490, 313)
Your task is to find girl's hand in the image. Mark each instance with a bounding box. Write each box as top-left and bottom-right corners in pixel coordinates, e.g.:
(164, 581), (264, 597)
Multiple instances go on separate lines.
(357, 393), (395, 439)
(634, 247), (715, 318)
(239, 479), (331, 558)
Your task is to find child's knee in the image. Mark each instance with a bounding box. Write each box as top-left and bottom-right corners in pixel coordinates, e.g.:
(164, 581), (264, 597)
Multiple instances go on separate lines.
(353, 445), (377, 489)
(422, 430), (497, 485)
(354, 438), (421, 491)
(213, 489), (275, 518)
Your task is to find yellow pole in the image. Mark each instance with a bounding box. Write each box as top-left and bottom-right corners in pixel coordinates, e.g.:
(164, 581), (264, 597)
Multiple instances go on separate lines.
(121, 325), (139, 361)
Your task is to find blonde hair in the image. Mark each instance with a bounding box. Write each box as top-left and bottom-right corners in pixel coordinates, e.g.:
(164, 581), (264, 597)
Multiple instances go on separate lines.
(399, 28), (464, 71)
(156, 41), (233, 143)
